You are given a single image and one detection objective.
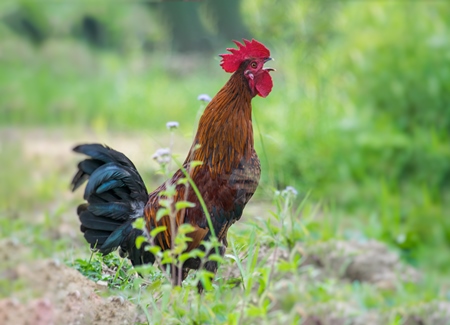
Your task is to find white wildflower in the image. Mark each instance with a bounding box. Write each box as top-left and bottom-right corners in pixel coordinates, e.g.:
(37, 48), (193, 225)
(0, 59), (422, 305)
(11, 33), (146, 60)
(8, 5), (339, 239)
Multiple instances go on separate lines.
(166, 121), (179, 130)
(197, 94), (212, 102)
(152, 148), (171, 165)
(282, 186), (298, 198)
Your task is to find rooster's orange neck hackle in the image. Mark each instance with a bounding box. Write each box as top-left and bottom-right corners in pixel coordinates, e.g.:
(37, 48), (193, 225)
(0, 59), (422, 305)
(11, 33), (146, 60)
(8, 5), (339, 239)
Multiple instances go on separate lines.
(190, 39), (274, 177)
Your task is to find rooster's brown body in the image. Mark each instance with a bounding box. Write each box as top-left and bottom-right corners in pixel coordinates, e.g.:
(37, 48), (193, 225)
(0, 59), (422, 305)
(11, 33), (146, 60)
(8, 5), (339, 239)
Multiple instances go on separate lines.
(71, 39), (273, 289)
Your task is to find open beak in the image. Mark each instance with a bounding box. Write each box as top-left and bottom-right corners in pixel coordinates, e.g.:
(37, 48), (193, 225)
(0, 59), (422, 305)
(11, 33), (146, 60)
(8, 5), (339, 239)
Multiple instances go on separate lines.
(263, 57), (275, 72)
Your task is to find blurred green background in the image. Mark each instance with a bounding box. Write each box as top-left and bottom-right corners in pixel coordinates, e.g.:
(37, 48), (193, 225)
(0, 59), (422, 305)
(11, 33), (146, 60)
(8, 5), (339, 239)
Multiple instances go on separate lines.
(1, 0), (449, 286)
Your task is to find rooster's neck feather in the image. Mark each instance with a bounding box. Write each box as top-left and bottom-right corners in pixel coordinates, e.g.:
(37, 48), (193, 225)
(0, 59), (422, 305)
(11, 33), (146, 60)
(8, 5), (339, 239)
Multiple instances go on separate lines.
(188, 65), (254, 176)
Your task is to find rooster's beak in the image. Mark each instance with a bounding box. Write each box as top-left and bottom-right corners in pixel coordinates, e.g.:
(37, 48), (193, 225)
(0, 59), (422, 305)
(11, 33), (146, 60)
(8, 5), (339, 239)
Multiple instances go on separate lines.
(263, 57), (275, 72)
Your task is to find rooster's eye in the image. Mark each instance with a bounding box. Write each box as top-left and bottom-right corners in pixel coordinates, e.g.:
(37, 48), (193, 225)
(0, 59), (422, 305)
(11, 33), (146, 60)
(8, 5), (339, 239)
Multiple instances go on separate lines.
(250, 61), (257, 68)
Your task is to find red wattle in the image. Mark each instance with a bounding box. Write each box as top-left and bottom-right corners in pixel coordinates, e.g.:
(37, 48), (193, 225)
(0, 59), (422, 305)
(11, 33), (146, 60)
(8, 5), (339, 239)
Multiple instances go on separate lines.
(255, 71), (273, 98)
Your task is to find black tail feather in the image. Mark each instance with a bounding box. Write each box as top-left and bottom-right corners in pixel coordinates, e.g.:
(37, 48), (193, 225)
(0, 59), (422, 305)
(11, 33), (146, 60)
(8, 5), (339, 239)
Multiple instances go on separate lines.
(72, 144), (154, 265)
(83, 229), (111, 248)
(87, 202), (135, 220)
(72, 159), (103, 191)
(79, 211), (123, 231)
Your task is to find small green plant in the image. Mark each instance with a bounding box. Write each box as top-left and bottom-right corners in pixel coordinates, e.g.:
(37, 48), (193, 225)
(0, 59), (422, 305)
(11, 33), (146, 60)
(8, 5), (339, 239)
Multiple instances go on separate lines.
(256, 186), (318, 251)
(69, 252), (134, 290)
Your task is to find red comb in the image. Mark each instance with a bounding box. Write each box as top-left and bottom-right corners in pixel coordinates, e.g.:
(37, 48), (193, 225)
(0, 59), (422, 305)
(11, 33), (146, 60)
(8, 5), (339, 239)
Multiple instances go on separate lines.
(219, 39), (271, 73)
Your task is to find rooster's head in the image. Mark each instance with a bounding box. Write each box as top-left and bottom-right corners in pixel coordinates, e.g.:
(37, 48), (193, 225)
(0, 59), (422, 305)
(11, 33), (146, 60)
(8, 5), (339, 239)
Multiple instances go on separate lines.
(219, 39), (274, 98)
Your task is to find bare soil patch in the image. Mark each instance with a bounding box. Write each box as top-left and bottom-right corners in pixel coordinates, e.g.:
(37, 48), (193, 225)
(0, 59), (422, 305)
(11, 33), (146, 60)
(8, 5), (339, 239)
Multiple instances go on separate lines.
(0, 259), (141, 325)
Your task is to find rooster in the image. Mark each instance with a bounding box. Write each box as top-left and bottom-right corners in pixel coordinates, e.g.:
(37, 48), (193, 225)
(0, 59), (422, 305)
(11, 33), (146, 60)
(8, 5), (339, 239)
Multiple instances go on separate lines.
(71, 39), (274, 290)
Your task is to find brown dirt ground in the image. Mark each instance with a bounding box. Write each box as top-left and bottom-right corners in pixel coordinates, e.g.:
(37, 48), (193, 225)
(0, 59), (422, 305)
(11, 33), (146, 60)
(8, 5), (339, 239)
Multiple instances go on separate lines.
(0, 258), (143, 325)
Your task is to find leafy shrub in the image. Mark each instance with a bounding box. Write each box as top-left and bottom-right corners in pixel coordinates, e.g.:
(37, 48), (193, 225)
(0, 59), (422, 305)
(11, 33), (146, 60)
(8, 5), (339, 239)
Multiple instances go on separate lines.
(339, 2), (450, 133)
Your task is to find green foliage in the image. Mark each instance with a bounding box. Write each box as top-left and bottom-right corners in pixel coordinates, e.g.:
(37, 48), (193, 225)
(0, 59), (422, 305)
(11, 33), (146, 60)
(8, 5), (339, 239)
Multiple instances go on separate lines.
(69, 253), (133, 290)
(340, 2), (450, 133)
(333, 1), (450, 191)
